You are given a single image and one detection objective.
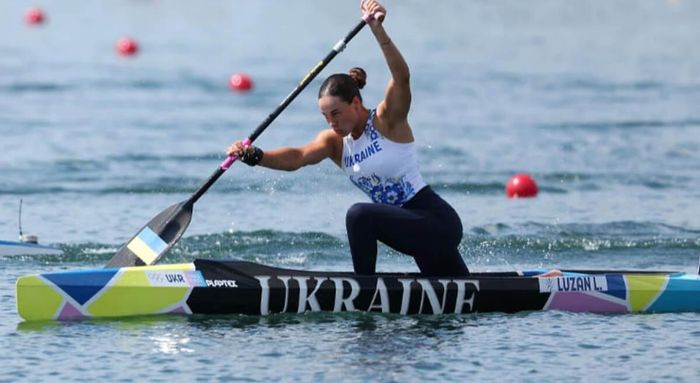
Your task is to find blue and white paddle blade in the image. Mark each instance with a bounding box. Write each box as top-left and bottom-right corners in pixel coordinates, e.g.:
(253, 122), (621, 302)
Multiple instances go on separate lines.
(106, 201), (193, 268)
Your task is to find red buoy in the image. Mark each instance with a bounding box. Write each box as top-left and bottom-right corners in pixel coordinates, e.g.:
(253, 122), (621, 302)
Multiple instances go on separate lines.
(116, 37), (139, 56)
(506, 173), (538, 198)
(229, 73), (253, 92)
(25, 7), (46, 25)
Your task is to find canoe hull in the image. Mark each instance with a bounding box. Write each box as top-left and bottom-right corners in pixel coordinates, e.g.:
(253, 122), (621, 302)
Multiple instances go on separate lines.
(16, 259), (700, 322)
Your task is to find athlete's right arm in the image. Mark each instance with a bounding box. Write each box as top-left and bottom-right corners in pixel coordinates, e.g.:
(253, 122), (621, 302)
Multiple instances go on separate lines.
(226, 129), (341, 171)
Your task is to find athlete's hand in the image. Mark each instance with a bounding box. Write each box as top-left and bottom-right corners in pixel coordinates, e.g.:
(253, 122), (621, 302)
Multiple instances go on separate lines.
(226, 140), (252, 158)
(361, 0), (386, 25)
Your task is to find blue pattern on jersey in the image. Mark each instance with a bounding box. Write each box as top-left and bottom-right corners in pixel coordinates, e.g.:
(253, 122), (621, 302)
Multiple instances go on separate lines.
(350, 173), (416, 205)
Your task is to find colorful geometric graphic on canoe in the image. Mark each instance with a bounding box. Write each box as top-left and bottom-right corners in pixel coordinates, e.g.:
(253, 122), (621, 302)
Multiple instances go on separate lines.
(17, 263), (199, 321)
(626, 274), (668, 311)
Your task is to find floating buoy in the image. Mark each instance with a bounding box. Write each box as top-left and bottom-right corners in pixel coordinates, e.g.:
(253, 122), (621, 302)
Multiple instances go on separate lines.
(116, 37), (139, 56)
(25, 7), (46, 26)
(229, 73), (253, 92)
(506, 173), (538, 198)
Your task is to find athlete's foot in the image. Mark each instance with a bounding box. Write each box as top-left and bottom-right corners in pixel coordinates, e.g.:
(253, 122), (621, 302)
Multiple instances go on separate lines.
(535, 269), (563, 278)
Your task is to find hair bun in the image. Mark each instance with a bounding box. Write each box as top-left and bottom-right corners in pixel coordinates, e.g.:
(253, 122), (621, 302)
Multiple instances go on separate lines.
(348, 67), (367, 90)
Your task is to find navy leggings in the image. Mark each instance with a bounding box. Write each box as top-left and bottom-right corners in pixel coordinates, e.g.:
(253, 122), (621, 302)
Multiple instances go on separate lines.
(346, 186), (470, 277)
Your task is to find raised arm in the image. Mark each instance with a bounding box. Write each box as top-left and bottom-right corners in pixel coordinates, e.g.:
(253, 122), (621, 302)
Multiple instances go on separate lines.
(362, 1), (411, 128)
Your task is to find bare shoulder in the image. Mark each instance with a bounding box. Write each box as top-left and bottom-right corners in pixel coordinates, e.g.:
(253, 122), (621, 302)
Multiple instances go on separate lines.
(313, 129), (343, 165)
(314, 128), (342, 148)
(316, 128), (339, 141)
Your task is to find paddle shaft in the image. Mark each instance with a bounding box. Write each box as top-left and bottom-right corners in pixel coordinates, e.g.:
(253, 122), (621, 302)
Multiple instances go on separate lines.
(105, 14), (379, 268)
(189, 19), (370, 205)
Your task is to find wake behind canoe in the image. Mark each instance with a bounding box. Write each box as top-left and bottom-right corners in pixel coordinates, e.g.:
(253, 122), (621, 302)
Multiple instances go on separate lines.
(16, 259), (700, 322)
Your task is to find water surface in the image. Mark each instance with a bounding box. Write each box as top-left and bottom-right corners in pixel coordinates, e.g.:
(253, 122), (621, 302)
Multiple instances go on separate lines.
(1, 0), (699, 381)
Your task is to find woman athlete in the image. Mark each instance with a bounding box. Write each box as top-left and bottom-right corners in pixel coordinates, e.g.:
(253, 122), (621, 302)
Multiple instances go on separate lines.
(228, 0), (469, 277)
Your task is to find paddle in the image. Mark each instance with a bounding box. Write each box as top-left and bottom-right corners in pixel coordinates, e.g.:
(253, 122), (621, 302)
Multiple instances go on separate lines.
(106, 12), (382, 268)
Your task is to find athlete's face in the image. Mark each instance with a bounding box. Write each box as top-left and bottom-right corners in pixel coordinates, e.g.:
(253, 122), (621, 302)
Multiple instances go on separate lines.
(319, 95), (361, 136)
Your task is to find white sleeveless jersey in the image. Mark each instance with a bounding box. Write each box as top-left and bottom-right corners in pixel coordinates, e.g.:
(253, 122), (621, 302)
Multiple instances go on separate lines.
(341, 110), (427, 206)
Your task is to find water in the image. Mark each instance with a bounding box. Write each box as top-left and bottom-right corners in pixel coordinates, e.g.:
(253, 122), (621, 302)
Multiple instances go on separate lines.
(2, 0), (700, 381)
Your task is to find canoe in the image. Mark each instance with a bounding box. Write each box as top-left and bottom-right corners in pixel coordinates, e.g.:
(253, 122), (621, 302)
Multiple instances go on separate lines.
(16, 259), (700, 321)
(0, 239), (63, 257)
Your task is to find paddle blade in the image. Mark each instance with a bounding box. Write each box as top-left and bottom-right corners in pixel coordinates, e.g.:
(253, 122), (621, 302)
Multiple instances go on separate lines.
(105, 201), (193, 268)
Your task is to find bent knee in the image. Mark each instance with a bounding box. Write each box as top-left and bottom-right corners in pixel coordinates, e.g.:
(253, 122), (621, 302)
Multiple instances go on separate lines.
(346, 203), (375, 228)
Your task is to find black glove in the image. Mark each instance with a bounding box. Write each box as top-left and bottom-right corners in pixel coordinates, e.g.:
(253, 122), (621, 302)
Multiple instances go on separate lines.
(240, 146), (264, 166)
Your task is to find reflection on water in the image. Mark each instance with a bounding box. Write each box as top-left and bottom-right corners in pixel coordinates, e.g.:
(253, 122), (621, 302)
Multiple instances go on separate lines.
(9, 307), (700, 380)
(151, 334), (194, 355)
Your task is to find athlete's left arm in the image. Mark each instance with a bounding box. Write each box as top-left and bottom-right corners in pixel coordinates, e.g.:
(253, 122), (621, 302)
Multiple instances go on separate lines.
(365, 2), (411, 130)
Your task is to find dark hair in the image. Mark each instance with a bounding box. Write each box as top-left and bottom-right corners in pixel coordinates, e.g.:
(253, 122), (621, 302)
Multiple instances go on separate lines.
(318, 67), (367, 103)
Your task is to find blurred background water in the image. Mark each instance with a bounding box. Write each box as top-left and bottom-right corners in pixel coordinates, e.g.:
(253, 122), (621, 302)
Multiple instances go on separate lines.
(1, 0), (699, 381)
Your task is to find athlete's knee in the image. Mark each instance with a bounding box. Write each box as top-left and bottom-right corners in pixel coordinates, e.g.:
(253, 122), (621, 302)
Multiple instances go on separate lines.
(345, 203), (374, 230)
